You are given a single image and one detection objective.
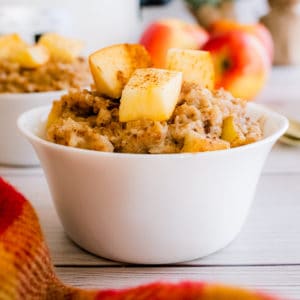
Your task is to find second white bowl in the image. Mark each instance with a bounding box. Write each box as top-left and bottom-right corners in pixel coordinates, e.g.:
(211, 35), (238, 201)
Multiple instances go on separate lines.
(0, 91), (65, 166)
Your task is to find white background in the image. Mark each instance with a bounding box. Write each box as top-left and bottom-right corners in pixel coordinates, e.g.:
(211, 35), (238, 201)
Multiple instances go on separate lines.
(0, 0), (269, 51)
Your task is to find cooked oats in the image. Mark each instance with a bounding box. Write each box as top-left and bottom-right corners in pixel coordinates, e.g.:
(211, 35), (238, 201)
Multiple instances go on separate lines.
(46, 83), (263, 154)
(0, 58), (91, 93)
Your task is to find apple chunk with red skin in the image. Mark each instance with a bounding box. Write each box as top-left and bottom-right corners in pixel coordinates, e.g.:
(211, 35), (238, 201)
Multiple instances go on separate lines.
(203, 30), (270, 100)
(140, 19), (209, 68)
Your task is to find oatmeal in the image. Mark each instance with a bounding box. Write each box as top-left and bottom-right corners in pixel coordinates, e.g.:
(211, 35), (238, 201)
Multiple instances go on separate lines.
(0, 58), (91, 93)
(46, 44), (264, 154)
(46, 83), (263, 154)
(0, 33), (91, 93)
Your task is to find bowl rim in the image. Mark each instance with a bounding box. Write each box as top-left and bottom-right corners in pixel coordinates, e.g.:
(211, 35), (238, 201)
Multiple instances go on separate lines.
(18, 103), (289, 159)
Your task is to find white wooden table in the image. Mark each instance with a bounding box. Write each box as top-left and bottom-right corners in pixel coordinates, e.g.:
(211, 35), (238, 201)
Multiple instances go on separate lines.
(1, 67), (300, 299)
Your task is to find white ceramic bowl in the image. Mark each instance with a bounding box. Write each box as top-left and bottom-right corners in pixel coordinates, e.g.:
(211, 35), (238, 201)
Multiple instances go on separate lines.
(18, 104), (288, 264)
(0, 91), (65, 166)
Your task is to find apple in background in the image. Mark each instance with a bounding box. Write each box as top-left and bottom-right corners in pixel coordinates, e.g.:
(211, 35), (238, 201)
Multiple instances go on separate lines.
(140, 18), (209, 68)
(209, 20), (274, 65)
(202, 30), (270, 100)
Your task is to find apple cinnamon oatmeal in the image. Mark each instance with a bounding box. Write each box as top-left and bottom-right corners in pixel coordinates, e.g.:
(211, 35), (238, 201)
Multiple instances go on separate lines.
(0, 33), (91, 93)
(0, 58), (91, 93)
(46, 83), (263, 154)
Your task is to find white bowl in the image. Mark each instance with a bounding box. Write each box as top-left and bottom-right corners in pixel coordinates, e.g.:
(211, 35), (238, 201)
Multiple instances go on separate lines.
(0, 91), (65, 166)
(18, 104), (288, 264)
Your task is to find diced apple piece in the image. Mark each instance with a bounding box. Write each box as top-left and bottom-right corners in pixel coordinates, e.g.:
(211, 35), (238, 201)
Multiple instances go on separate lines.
(119, 68), (182, 122)
(38, 33), (83, 62)
(182, 131), (230, 153)
(46, 100), (63, 129)
(13, 45), (49, 68)
(221, 116), (246, 146)
(166, 48), (215, 89)
(89, 44), (152, 99)
(0, 33), (27, 60)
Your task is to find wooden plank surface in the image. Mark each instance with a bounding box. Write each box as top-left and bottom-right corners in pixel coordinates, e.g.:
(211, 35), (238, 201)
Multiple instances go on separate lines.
(264, 144), (300, 174)
(55, 266), (300, 299)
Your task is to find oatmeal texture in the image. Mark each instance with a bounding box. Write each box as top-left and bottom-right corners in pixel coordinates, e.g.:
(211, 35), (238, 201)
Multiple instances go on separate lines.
(0, 58), (91, 93)
(46, 83), (263, 154)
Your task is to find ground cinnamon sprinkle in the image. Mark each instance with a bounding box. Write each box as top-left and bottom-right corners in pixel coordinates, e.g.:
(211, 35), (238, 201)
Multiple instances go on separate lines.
(0, 57), (91, 93)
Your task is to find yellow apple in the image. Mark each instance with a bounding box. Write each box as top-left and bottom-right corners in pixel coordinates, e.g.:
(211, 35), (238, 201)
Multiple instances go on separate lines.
(89, 44), (152, 99)
(119, 68), (182, 122)
(166, 48), (215, 89)
(182, 131), (230, 152)
(13, 45), (49, 68)
(38, 33), (83, 62)
(0, 34), (27, 60)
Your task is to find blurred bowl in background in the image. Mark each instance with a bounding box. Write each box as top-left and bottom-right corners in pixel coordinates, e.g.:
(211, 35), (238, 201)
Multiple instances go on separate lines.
(0, 91), (65, 166)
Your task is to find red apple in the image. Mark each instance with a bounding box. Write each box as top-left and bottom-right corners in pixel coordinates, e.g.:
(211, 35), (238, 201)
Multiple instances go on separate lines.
(140, 18), (209, 68)
(203, 30), (270, 100)
(209, 20), (274, 64)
